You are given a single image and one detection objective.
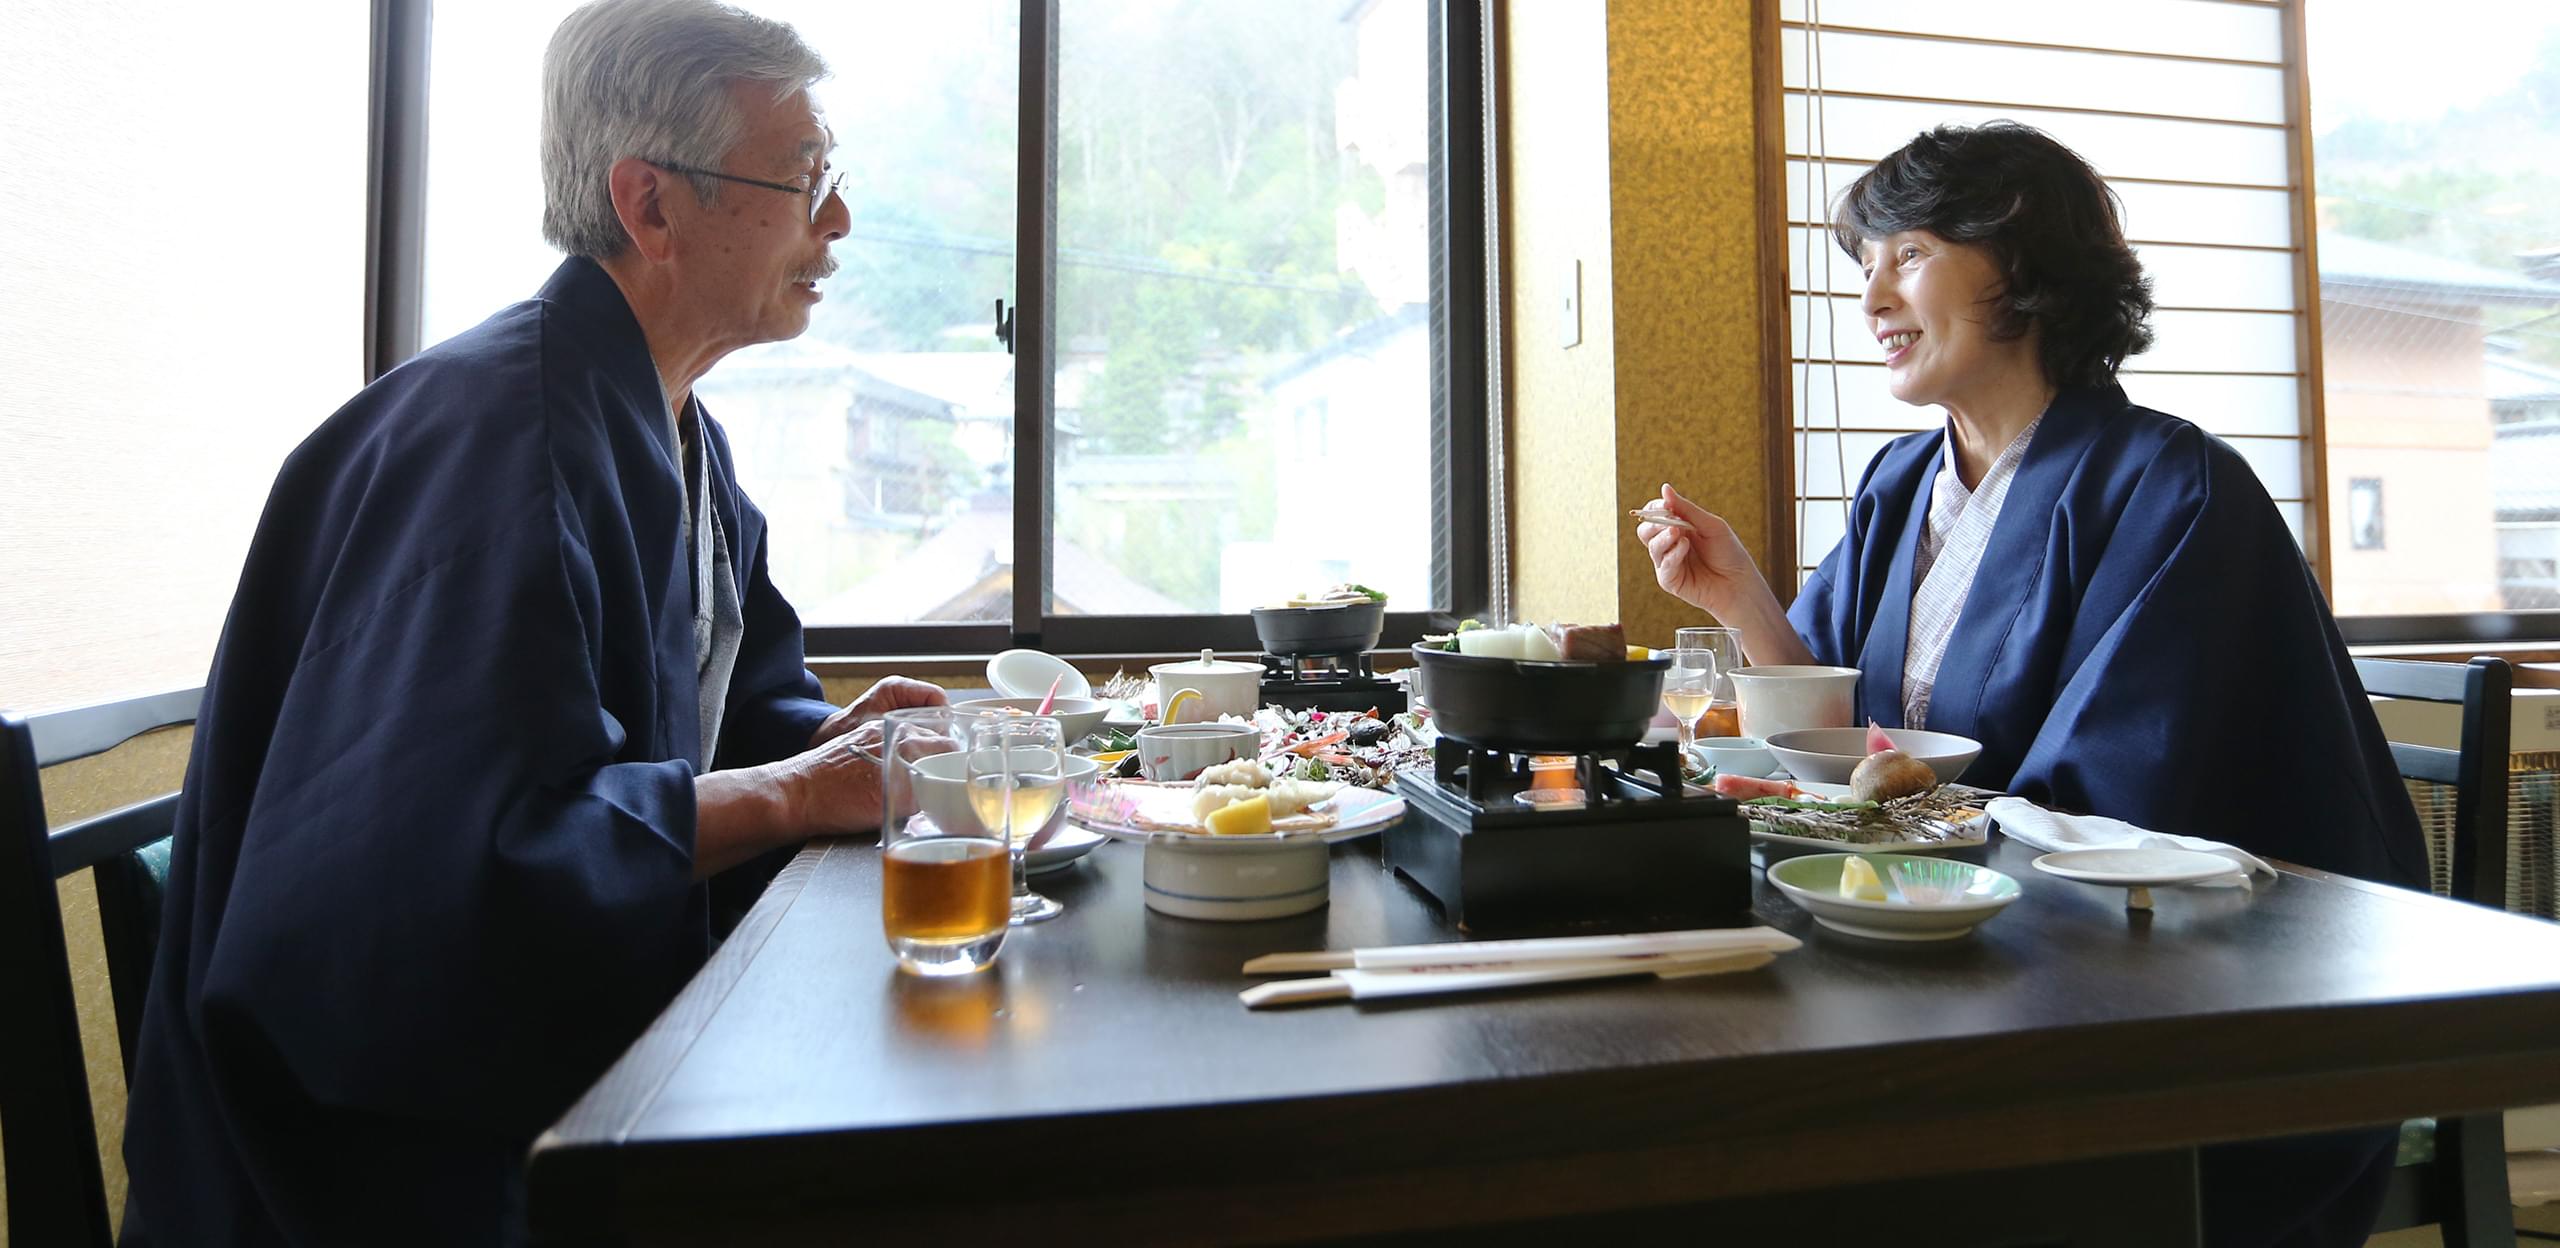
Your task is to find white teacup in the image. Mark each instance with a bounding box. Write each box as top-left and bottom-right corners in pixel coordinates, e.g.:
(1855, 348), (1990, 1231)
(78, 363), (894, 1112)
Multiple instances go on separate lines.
(909, 748), (1101, 842)
(1134, 722), (1260, 782)
(1726, 665), (1860, 741)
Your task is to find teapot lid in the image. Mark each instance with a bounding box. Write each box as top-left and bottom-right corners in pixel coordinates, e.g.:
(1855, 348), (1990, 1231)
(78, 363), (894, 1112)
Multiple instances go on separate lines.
(1152, 647), (1261, 676)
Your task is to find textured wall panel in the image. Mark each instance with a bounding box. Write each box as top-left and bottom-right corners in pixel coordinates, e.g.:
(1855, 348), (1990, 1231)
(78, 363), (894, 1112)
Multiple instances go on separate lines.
(1605, 0), (1770, 648)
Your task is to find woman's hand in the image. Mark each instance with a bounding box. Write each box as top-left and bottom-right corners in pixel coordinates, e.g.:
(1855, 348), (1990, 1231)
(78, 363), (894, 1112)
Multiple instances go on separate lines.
(1636, 484), (1768, 619)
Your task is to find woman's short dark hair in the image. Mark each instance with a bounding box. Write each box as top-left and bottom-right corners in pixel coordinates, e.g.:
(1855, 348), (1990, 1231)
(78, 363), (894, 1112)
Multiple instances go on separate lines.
(1831, 122), (2154, 388)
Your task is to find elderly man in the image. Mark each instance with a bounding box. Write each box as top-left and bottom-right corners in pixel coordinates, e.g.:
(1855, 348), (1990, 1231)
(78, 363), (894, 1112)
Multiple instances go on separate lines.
(118, 2), (930, 1241)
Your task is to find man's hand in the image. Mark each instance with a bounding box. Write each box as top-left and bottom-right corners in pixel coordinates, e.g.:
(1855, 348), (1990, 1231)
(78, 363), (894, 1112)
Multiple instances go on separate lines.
(809, 675), (948, 748)
(777, 721), (892, 838)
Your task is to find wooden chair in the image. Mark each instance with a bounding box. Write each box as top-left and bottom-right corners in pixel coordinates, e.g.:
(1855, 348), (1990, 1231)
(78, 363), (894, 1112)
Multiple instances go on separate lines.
(1, 687), (200, 1248)
(2356, 656), (2517, 1248)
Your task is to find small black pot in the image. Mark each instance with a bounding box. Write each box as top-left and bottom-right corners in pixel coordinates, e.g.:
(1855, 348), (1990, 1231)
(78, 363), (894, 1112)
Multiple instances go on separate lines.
(1410, 644), (1668, 751)
(1252, 600), (1386, 656)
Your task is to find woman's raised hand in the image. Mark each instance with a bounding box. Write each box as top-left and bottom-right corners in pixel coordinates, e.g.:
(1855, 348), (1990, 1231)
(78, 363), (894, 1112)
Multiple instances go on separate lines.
(1636, 484), (1767, 619)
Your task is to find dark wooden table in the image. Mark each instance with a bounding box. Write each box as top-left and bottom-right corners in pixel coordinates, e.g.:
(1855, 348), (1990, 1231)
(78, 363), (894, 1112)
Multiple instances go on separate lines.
(529, 832), (2560, 1246)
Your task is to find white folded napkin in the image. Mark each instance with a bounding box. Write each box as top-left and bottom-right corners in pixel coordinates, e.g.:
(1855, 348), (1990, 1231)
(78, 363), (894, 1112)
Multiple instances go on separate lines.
(1987, 797), (2274, 888)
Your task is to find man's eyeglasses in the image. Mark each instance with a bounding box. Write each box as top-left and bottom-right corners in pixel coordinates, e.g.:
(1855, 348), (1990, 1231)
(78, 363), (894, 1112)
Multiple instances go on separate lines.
(654, 161), (845, 224)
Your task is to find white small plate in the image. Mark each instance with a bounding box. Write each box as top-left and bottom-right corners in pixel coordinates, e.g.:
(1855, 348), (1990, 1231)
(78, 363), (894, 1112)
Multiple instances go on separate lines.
(2030, 847), (2243, 887)
(1767, 853), (2022, 941)
(1743, 781), (1990, 856)
(987, 649), (1092, 702)
(1024, 825), (1107, 874)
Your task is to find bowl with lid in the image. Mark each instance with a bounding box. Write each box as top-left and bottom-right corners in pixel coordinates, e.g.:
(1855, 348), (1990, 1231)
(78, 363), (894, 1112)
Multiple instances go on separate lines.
(1149, 649), (1263, 723)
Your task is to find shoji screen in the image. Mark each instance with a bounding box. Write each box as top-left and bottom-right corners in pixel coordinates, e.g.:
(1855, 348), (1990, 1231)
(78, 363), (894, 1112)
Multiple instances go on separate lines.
(1780, 0), (2309, 583)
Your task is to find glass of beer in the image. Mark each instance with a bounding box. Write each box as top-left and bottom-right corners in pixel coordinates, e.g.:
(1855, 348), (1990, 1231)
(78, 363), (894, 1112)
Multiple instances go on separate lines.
(1675, 626), (1746, 739)
(1660, 647), (1719, 750)
(881, 707), (1007, 977)
(967, 716), (1069, 925)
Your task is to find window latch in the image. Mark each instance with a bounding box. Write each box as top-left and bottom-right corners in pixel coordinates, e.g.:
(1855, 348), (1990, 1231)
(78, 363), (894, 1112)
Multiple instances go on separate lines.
(994, 298), (1015, 354)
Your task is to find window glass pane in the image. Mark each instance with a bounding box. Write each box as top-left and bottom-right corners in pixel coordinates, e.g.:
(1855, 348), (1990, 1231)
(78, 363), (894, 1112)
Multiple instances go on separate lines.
(1782, 11), (2312, 574)
(1790, 161), (2297, 250)
(2308, 0), (2560, 614)
(1779, 0), (2284, 64)
(1053, 0), (1438, 615)
(1784, 94), (2290, 185)
(1, 2), (367, 711)
(424, 2), (1019, 626)
(1779, 28), (2287, 126)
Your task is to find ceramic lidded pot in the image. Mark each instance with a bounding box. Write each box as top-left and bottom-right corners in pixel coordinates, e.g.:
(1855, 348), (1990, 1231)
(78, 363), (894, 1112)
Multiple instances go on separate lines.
(1147, 648), (1262, 723)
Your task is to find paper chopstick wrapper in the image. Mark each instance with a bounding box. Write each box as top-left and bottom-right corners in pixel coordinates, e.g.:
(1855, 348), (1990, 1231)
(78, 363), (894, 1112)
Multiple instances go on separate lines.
(1243, 926), (1797, 974)
(1240, 949), (1779, 1009)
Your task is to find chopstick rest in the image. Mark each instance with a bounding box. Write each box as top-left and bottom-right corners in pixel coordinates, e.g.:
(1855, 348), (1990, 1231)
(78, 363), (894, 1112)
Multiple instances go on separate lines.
(1239, 949), (1779, 1009)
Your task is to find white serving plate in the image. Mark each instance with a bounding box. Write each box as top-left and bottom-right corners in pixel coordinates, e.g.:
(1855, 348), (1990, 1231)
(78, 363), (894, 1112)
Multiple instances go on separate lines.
(1071, 781), (1405, 845)
(1743, 781), (1990, 856)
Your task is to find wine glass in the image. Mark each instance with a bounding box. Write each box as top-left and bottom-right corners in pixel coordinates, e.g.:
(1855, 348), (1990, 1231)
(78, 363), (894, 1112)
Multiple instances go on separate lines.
(1675, 626), (1745, 739)
(967, 716), (1068, 925)
(1660, 647), (1719, 751)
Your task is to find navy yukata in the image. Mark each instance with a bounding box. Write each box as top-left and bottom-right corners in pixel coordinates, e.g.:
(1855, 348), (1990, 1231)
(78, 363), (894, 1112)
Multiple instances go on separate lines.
(122, 257), (835, 1245)
(1788, 383), (2427, 1247)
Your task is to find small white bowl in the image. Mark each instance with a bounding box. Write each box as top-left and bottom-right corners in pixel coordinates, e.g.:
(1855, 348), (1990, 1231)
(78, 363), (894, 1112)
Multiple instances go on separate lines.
(1692, 736), (1779, 778)
(1762, 726), (1982, 786)
(909, 748), (1101, 843)
(1766, 853), (2020, 941)
(949, 695), (1109, 746)
(1141, 834), (1331, 920)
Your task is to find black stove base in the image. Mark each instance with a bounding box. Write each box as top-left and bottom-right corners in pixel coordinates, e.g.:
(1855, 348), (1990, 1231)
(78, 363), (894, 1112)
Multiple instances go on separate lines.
(1384, 768), (1755, 935)
(1258, 651), (1407, 715)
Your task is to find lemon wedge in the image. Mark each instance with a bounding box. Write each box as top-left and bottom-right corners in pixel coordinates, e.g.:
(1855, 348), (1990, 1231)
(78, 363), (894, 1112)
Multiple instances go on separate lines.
(1839, 856), (1887, 901)
(1626, 644), (1651, 660)
(1204, 795), (1273, 836)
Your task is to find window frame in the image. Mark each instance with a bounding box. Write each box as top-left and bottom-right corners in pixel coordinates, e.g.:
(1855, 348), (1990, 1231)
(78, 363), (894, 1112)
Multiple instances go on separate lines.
(368, 0), (1494, 658)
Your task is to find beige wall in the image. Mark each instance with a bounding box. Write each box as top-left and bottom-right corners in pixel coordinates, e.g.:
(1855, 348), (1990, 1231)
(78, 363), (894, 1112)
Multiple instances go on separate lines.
(2320, 295), (2504, 615)
(1500, 0), (1774, 646)
(1502, 0), (1623, 628)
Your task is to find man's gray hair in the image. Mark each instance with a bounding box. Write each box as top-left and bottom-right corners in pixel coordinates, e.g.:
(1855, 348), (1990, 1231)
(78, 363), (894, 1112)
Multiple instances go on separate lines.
(541, 0), (829, 259)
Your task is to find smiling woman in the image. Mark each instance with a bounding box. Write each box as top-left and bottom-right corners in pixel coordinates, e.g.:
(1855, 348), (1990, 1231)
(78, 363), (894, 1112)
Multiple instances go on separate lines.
(1644, 118), (2431, 1248)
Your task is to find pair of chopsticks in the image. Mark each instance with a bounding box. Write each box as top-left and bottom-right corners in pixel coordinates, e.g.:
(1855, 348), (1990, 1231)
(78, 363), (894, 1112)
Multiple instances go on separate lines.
(1239, 928), (1799, 1009)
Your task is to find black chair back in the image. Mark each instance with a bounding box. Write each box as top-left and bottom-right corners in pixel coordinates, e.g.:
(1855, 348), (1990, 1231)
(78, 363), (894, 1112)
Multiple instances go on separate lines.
(2352, 656), (2514, 907)
(1, 687), (199, 1248)
(2352, 656), (2517, 1248)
